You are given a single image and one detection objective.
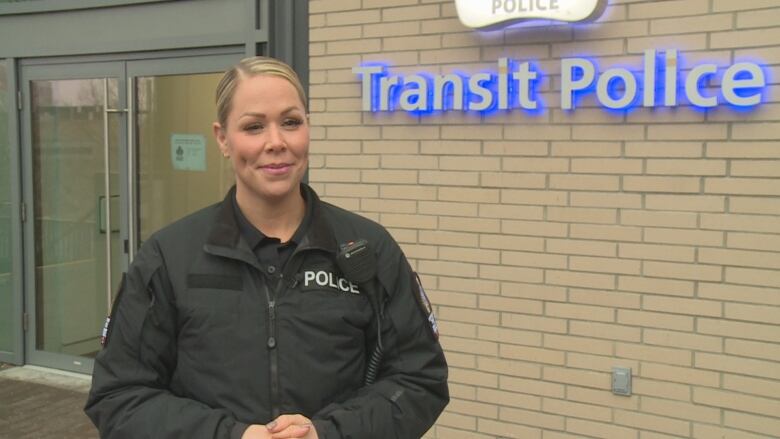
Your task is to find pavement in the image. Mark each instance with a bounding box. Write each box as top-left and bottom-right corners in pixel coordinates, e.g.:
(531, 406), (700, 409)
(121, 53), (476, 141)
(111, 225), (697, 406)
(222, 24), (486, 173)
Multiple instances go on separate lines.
(0, 364), (98, 439)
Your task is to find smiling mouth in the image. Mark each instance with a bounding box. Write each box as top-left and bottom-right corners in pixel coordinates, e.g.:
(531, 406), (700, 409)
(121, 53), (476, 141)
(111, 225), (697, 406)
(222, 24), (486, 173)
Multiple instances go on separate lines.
(259, 163), (293, 175)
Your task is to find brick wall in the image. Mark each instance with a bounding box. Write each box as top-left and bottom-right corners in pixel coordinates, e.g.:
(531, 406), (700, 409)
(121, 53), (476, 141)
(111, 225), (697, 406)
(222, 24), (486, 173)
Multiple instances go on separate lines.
(308, 0), (780, 438)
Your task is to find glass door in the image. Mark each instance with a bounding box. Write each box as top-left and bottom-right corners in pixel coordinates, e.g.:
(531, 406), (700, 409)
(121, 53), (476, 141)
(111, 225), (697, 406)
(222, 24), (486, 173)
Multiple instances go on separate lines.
(126, 55), (237, 253)
(132, 71), (233, 248)
(21, 62), (126, 373)
(19, 52), (240, 373)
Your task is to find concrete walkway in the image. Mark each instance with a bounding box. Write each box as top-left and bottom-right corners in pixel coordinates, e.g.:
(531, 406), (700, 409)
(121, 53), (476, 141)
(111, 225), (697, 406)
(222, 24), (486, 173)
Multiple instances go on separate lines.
(0, 365), (98, 439)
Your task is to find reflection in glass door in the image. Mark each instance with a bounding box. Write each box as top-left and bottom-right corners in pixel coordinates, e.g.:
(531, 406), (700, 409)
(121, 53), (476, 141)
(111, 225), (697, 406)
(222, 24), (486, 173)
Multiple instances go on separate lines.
(29, 76), (124, 365)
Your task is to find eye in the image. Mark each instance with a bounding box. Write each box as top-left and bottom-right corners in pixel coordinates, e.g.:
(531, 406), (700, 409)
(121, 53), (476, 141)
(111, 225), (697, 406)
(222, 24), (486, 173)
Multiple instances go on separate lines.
(244, 123), (264, 132)
(283, 118), (303, 129)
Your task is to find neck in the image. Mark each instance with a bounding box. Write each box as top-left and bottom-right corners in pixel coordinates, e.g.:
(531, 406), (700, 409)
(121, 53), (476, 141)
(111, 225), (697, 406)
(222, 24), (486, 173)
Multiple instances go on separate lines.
(235, 186), (305, 242)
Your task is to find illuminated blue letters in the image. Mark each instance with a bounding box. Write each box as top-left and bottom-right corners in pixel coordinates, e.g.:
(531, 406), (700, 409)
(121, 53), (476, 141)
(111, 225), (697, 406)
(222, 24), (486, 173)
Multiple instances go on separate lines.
(560, 50), (766, 110)
(353, 59), (541, 114)
(354, 50), (767, 115)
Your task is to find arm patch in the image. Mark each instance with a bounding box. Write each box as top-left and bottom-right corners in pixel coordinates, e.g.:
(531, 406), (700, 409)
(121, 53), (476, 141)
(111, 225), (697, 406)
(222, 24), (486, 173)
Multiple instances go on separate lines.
(412, 272), (439, 340)
(101, 274), (127, 348)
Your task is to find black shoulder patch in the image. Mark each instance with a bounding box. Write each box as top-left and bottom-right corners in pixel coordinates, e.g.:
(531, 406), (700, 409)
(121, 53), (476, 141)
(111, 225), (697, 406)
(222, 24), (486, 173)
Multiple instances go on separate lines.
(411, 272), (439, 340)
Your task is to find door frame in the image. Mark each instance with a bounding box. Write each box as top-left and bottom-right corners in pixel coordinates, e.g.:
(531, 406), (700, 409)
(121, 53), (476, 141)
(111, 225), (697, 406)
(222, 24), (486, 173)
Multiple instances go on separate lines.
(17, 47), (243, 373)
(0, 57), (23, 366)
(20, 60), (128, 374)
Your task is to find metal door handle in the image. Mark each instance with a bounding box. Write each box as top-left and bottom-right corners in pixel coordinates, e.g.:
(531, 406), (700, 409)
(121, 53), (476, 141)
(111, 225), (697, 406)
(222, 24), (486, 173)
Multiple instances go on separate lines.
(97, 194), (120, 234)
(102, 79), (113, 307)
(127, 76), (136, 261)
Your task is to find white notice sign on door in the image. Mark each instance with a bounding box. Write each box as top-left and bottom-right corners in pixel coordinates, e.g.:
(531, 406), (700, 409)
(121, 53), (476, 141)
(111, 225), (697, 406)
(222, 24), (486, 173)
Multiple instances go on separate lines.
(171, 134), (207, 171)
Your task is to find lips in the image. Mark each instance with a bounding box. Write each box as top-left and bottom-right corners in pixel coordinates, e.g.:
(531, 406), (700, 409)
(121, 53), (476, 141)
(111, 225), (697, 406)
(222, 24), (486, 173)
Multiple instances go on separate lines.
(260, 163), (293, 175)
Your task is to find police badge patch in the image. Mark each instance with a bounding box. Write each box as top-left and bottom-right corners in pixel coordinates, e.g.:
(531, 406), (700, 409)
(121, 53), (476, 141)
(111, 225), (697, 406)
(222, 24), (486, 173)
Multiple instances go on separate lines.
(412, 272), (439, 340)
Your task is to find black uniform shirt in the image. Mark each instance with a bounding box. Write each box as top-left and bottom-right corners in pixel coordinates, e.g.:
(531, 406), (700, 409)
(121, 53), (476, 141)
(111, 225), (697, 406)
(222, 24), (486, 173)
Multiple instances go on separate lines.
(231, 186), (313, 273)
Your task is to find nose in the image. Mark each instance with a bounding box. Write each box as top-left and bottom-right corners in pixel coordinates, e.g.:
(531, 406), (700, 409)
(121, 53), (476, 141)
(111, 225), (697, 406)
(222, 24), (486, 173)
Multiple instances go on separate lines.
(266, 123), (286, 151)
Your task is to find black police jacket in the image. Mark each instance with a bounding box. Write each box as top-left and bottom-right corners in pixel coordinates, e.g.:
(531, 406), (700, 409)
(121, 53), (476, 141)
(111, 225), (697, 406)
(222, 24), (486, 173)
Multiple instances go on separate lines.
(85, 184), (449, 439)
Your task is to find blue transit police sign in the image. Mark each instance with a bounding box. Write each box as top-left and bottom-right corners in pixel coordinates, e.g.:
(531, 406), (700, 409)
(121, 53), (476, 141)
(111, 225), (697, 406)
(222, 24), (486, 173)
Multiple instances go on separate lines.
(353, 50), (768, 115)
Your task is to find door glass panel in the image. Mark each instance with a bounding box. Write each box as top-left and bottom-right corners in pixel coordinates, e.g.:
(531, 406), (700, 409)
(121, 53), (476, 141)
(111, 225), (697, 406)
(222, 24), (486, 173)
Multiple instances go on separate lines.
(136, 73), (232, 243)
(0, 61), (12, 352)
(31, 78), (122, 357)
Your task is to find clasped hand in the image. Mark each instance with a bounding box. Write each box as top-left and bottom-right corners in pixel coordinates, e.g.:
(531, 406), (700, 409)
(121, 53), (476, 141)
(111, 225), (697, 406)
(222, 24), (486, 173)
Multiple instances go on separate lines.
(242, 414), (319, 439)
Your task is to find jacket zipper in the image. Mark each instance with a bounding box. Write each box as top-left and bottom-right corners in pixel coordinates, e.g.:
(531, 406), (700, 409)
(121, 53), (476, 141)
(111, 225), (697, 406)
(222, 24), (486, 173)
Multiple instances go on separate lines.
(267, 296), (280, 419)
(251, 246), (328, 420)
(247, 266), (282, 420)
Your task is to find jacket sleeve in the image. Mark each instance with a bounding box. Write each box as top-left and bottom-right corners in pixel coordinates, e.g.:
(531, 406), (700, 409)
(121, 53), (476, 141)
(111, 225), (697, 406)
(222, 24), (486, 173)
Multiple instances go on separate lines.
(311, 238), (449, 439)
(84, 240), (248, 439)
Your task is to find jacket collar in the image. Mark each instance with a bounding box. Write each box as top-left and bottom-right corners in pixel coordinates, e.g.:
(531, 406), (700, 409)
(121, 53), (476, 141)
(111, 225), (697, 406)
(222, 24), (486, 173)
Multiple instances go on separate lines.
(294, 184), (339, 254)
(203, 184), (338, 265)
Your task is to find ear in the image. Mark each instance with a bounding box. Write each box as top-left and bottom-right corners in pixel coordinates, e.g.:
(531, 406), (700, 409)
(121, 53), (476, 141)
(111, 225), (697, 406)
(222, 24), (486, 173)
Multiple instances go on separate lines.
(213, 122), (229, 156)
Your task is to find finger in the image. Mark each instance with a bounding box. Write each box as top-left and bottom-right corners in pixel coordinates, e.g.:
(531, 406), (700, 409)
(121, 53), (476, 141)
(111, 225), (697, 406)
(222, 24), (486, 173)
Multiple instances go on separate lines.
(270, 424), (311, 439)
(266, 414), (309, 433)
(266, 415), (293, 432)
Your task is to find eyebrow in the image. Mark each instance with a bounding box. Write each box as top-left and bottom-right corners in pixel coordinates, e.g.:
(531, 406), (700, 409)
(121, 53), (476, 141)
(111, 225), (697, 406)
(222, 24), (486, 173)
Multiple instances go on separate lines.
(239, 106), (302, 119)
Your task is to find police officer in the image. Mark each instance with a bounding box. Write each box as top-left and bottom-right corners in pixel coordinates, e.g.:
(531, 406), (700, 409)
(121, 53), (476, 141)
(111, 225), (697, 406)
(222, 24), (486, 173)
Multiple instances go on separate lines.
(84, 56), (449, 439)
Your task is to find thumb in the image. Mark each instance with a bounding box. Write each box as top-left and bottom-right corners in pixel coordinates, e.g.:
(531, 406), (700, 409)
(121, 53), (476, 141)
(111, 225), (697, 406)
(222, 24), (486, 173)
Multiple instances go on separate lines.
(266, 414), (304, 433)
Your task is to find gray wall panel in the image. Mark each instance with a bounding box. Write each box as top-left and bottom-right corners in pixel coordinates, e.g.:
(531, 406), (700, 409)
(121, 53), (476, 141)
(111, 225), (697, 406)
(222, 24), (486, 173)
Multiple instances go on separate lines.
(0, 0), (248, 58)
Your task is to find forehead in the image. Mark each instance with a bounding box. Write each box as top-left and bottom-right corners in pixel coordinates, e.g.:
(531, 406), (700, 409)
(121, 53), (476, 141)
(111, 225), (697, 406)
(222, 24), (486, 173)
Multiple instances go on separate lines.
(231, 74), (304, 113)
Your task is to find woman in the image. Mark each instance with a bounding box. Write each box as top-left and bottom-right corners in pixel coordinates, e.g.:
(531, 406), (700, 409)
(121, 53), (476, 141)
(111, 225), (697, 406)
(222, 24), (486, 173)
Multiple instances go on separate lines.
(85, 56), (449, 439)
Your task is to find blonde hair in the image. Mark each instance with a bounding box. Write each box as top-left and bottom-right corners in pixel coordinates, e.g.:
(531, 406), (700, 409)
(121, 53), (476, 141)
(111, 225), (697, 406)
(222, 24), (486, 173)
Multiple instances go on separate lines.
(215, 56), (307, 128)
